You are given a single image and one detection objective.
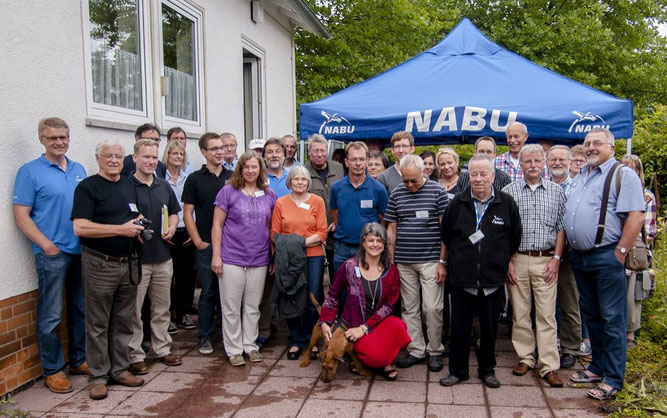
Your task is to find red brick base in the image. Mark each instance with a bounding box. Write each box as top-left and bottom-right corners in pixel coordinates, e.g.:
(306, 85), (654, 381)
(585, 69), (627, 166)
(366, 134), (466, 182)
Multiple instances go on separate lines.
(0, 290), (68, 395)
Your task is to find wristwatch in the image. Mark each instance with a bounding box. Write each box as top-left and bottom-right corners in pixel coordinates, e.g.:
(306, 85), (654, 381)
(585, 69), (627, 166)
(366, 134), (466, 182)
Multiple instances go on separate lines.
(616, 246), (628, 255)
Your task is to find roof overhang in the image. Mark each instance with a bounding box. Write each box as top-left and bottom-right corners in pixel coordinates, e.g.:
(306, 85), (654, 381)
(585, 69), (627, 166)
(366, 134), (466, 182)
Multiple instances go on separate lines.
(266, 0), (332, 39)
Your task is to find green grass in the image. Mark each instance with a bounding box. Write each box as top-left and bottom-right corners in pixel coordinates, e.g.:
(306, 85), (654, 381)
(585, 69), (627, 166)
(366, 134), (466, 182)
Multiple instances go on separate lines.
(609, 217), (667, 417)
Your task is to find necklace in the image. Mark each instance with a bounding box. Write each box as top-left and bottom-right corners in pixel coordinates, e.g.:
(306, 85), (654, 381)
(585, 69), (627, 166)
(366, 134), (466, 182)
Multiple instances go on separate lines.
(242, 186), (257, 197)
(440, 176), (458, 190)
(368, 277), (380, 310)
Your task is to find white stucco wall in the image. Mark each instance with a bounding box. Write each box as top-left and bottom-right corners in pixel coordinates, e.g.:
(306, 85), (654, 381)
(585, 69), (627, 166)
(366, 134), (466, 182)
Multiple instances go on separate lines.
(1, 0), (298, 300)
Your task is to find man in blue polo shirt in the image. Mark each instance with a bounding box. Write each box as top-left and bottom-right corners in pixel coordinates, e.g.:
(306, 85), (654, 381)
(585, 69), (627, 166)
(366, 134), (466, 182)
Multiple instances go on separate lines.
(330, 142), (388, 273)
(264, 138), (290, 198)
(13, 117), (88, 393)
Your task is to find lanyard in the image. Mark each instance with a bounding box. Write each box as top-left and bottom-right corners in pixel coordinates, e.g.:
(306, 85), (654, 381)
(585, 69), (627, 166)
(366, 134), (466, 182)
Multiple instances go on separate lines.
(473, 199), (490, 231)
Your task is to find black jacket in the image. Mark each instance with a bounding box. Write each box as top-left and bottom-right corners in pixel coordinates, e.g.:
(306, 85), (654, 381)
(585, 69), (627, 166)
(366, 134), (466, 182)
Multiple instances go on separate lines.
(441, 187), (522, 288)
(270, 233), (308, 319)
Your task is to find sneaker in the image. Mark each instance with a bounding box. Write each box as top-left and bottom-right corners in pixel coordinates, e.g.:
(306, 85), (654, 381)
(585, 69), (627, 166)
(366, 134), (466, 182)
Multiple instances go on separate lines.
(578, 342), (592, 356)
(176, 314), (196, 330)
(168, 322), (179, 335)
(247, 350), (263, 363)
(44, 371), (73, 393)
(229, 354), (246, 366)
(199, 338), (214, 355)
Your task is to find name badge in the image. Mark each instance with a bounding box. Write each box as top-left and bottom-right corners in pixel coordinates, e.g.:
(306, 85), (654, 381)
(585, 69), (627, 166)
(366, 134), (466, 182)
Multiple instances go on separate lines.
(298, 202), (310, 210)
(415, 210), (428, 219)
(468, 230), (485, 244)
(129, 203), (138, 212)
(254, 190), (265, 197)
(360, 200), (373, 208)
(354, 266), (361, 277)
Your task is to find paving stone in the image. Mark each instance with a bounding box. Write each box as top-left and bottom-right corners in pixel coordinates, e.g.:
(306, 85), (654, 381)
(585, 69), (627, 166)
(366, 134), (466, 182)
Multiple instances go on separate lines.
(490, 406), (552, 417)
(297, 399), (363, 417)
(486, 386), (547, 407)
(169, 392), (243, 417)
(43, 413), (105, 418)
(395, 363), (427, 382)
(427, 382), (453, 404)
(428, 370), (482, 384)
(310, 378), (369, 400)
(427, 404), (488, 417)
(200, 374), (263, 396)
(495, 351), (520, 367)
(552, 408), (605, 417)
(495, 338), (515, 352)
(108, 372), (159, 391)
(544, 387), (600, 411)
(139, 371), (204, 392)
(269, 359), (324, 378)
(11, 387), (77, 412)
(50, 390), (131, 415)
(114, 391), (178, 416)
(260, 344), (287, 359)
(368, 381), (426, 403)
(452, 383), (485, 405)
(161, 355), (225, 374)
(235, 396), (304, 418)
(253, 376), (317, 398)
(363, 401), (425, 418)
(494, 366), (540, 386)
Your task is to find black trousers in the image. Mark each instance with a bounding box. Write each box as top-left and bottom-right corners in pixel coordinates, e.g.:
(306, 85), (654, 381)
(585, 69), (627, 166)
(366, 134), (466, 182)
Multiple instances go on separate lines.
(169, 228), (196, 319)
(449, 286), (503, 379)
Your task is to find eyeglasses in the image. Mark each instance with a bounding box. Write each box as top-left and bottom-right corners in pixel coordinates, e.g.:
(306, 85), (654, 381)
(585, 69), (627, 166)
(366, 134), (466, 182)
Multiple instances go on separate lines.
(583, 140), (608, 148)
(99, 154), (123, 160)
(571, 158), (586, 164)
(42, 136), (69, 142)
(206, 146), (223, 152)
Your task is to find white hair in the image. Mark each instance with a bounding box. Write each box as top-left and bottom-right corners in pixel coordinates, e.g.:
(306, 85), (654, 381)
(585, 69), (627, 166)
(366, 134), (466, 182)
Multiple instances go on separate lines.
(518, 144), (545, 162)
(399, 154), (424, 173)
(95, 139), (124, 156)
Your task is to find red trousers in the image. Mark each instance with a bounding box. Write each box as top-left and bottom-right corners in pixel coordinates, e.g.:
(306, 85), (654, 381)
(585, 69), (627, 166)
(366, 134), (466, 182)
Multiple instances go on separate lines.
(354, 316), (411, 368)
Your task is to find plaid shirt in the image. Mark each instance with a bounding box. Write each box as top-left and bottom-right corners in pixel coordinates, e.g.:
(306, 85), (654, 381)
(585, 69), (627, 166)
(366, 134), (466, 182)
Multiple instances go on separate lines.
(502, 179), (565, 252)
(558, 176), (573, 199)
(494, 151), (550, 182)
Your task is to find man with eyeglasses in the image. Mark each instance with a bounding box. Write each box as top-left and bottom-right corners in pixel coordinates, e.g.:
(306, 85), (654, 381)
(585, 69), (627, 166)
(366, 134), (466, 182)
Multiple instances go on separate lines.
(569, 145), (586, 178)
(377, 131), (415, 194)
(167, 127), (195, 175)
(385, 155), (448, 373)
(72, 139), (148, 399)
(121, 124), (167, 178)
(329, 142), (388, 273)
(181, 133), (232, 356)
(221, 132), (238, 171)
(13, 117), (89, 394)
(546, 145), (582, 370)
(564, 128), (644, 401)
(457, 137), (511, 191)
(281, 134), (302, 172)
(304, 134), (344, 279)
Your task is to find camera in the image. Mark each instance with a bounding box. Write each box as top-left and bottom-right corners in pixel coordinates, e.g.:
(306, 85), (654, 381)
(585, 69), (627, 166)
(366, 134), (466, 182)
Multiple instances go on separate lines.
(133, 218), (153, 243)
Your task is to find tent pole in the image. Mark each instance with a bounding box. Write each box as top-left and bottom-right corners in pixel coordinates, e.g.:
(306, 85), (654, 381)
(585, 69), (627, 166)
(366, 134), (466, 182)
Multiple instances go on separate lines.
(627, 137), (632, 155)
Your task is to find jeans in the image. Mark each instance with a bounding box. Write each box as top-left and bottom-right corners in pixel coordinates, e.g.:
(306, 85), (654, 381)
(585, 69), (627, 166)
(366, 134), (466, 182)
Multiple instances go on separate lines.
(332, 240), (358, 278)
(35, 251), (86, 377)
(287, 256), (325, 347)
(569, 245), (627, 389)
(195, 244), (221, 340)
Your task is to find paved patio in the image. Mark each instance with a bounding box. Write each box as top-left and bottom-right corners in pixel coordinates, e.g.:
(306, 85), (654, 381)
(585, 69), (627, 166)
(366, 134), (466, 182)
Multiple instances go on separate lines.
(9, 321), (605, 417)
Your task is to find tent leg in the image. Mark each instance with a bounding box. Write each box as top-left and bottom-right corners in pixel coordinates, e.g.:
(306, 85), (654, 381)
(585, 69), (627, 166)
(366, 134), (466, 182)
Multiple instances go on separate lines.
(627, 137), (632, 155)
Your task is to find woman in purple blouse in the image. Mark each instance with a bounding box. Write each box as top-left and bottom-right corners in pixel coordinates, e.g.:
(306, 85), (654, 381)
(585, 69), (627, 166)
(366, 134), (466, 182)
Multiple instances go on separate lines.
(211, 151), (277, 367)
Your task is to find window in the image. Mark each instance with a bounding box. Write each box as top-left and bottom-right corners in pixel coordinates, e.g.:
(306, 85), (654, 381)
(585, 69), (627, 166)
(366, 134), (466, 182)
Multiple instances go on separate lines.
(84, 0), (204, 130)
(86, 0), (149, 119)
(242, 40), (265, 146)
(160, 1), (203, 127)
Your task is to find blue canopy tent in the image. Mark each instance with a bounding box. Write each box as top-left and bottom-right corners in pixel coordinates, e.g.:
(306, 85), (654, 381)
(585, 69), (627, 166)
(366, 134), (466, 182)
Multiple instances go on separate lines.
(299, 18), (634, 146)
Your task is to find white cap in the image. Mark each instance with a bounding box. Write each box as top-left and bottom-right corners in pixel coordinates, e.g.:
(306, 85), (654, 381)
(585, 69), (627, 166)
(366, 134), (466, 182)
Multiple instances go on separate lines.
(248, 138), (266, 150)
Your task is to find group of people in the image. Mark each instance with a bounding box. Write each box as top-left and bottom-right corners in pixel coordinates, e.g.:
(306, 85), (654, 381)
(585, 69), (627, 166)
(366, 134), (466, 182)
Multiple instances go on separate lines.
(14, 116), (656, 403)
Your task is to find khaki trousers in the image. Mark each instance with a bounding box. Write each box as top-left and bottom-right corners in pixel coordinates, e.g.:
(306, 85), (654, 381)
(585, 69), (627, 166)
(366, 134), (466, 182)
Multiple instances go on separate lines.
(626, 272), (642, 333)
(129, 260), (173, 362)
(219, 264), (267, 356)
(508, 254), (559, 376)
(557, 259), (582, 354)
(398, 262), (444, 357)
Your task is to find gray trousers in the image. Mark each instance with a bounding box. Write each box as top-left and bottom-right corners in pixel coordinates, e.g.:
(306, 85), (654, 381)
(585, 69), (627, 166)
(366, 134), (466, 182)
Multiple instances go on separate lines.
(557, 259), (582, 355)
(82, 251), (138, 385)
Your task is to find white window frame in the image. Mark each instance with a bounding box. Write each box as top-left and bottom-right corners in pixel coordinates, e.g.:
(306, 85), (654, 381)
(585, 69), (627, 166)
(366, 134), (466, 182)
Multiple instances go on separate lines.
(82, 0), (154, 127)
(155, 0), (205, 133)
(241, 36), (266, 144)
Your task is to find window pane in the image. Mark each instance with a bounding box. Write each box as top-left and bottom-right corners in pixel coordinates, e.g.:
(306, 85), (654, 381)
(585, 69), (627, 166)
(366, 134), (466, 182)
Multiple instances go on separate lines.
(162, 4), (197, 121)
(89, 0), (143, 111)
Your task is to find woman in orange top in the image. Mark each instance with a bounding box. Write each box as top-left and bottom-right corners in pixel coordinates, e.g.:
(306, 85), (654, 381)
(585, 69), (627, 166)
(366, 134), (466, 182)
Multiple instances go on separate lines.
(271, 165), (328, 360)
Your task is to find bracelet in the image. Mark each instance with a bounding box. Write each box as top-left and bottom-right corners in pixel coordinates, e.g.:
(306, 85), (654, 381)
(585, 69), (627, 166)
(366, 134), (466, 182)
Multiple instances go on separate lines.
(553, 255), (561, 261)
(361, 325), (369, 334)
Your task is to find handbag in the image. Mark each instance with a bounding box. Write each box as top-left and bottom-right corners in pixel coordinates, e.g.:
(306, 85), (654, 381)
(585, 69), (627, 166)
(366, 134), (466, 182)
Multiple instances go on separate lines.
(626, 226), (651, 271)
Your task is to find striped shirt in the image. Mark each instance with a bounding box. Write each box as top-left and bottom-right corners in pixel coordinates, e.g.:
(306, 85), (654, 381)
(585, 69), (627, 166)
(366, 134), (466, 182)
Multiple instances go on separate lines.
(384, 179), (449, 263)
(502, 179), (565, 252)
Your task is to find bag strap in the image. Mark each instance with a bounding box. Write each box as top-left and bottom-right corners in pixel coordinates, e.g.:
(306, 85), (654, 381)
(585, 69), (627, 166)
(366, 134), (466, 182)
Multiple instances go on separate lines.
(594, 161), (621, 247)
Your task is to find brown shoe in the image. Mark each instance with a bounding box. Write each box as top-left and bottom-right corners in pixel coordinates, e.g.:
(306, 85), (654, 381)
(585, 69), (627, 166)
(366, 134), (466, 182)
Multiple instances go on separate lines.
(89, 383), (108, 400)
(129, 361), (149, 375)
(114, 373), (144, 387)
(69, 362), (92, 376)
(543, 370), (564, 387)
(512, 362), (532, 376)
(159, 354), (182, 366)
(44, 371), (73, 393)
